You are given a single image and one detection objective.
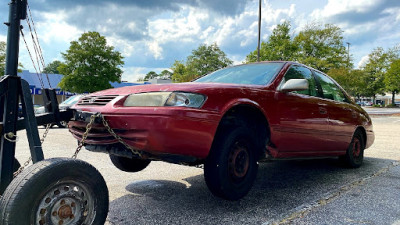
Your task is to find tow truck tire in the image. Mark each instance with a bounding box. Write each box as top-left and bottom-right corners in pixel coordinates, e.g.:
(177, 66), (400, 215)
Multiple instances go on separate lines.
(204, 126), (258, 201)
(0, 158), (109, 225)
(110, 154), (151, 172)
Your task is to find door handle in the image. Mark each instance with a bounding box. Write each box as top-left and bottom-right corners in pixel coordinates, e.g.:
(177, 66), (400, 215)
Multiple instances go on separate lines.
(319, 107), (327, 114)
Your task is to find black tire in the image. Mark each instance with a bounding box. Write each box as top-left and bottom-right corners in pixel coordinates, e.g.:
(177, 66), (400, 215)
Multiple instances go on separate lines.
(340, 130), (365, 168)
(0, 158), (109, 225)
(204, 126), (258, 200)
(110, 154), (151, 172)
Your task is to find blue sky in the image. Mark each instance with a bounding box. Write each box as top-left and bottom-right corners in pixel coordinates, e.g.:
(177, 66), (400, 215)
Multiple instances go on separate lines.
(1, 0), (399, 81)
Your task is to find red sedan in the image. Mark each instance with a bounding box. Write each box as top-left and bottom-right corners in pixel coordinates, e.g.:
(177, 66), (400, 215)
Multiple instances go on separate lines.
(69, 61), (374, 200)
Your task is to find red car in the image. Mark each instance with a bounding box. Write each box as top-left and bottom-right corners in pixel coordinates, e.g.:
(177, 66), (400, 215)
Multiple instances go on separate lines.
(69, 61), (374, 200)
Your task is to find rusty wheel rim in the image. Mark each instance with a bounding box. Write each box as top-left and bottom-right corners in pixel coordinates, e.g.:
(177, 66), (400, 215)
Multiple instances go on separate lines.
(35, 180), (95, 225)
(228, 141), (250, 181)
(352, 137), (361, 158)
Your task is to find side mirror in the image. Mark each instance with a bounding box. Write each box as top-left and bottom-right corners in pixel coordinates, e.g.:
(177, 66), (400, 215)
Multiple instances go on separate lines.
(279, 79), (309, 92)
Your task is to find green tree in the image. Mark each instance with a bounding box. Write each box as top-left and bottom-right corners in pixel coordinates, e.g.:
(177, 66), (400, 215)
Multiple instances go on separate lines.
(384, 59), (400, 106)
(42, 60), (62, 74)
(58, 31), (124, 93)
(187, 43), (233, 76)
(294, 23), (349, 73)
(159, 69), (172, 79)
(144, 71), (158, 81)
(171, 60), (196, 82)
(171, 43), (232, 82)
(328, 68), (367, 100)
(0, 41), (5, 75)
(246, 21), (298, 62)
(361, 47), (392, 102)
(0, 41), (24, 75)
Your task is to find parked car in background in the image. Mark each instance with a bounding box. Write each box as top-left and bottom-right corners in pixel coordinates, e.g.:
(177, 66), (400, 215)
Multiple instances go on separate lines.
(69, 61), (374, 200)
(35, 94), (85, 128)
(356, 101), (365, 106)
(364, 101), (373, 106)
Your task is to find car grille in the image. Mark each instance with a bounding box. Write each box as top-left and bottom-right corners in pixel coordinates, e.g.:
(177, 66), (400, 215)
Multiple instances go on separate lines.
(77, 95), (118, 106)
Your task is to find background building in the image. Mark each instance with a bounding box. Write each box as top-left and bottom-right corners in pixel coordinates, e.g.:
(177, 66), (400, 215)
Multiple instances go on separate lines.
(18, 70), (153, 106)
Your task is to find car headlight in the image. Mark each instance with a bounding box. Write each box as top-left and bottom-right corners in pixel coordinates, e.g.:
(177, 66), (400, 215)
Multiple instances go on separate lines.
(123, 92), (206, 108)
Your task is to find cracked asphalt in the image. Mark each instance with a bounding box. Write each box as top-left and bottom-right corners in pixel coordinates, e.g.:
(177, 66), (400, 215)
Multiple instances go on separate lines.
(13, 115), (400, 225)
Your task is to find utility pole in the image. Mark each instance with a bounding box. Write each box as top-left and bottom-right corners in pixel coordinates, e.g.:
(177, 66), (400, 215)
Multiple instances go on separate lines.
(257, 0), (261, 62)
(346, 42), (350, 65)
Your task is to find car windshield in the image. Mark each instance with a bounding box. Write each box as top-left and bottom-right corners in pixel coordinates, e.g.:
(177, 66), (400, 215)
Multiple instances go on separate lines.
(194, 62), (285, 85)
(61, 95), (82, 105)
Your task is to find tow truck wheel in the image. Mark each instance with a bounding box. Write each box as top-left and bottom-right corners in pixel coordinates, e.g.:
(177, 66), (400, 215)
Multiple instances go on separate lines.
(109, 154), (151, 172)
(0, 158), (109, 225)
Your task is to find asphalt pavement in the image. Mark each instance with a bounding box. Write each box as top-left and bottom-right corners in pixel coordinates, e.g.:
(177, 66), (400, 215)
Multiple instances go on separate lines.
(11, 115), (400, 225)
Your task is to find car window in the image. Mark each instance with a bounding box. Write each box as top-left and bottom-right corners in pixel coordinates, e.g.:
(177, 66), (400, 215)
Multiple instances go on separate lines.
(313, 71), (347, 102)
(194, 63), (284, 85)
(280, 65), (317, 96)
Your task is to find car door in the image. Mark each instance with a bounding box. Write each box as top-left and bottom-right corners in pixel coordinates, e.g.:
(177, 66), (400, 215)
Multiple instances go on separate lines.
(275, 65), (332, 154)
(313, 71), (355, 151)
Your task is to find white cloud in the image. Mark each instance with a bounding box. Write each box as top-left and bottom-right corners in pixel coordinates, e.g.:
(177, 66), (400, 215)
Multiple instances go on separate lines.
(357, 54), (369, 69)
(35, 11), (82, 45)
(382, 7), (400, 22)
(146, 41), (163, 60)
(0, 35), (5, 42)
(312, 0), (382, 18)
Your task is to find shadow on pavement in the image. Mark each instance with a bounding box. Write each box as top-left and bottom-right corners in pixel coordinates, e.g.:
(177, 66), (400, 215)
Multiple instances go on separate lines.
(107, 157), (395, 225)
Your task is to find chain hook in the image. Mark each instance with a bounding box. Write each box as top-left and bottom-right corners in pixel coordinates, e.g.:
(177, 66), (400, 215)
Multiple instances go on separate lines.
(4, 132), (19, 143)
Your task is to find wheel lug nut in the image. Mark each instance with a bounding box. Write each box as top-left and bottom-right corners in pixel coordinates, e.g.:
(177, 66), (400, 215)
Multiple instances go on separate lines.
(52, 211), (57, 216)
(60, 200), (65, 205)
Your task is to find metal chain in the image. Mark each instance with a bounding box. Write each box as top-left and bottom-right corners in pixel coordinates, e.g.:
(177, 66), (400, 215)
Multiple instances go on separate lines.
(13, 124), (52, 177)
(72, 114), (98, 159)
(100, 115), (143, 158)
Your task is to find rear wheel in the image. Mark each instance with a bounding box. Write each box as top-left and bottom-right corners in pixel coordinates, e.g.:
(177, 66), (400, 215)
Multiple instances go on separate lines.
(109, 154), (151, 172)
(340, 130), (365, 168)
(204, 127), (258, 200)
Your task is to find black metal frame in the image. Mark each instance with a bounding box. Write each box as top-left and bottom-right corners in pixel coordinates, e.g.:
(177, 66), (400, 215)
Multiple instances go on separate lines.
(0, 0), (73, 193)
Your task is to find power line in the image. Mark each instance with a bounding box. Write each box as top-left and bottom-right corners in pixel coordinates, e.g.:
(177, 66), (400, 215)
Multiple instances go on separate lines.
(27, 3), (51, 88)
(20, 29), (45, 88)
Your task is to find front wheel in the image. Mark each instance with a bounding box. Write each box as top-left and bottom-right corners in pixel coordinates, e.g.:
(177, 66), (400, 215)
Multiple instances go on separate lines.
(0, 158), (109, 225)
(340, 130), (365, 168)
(204, 127), (258, 200)
(109, 154), (151, 172)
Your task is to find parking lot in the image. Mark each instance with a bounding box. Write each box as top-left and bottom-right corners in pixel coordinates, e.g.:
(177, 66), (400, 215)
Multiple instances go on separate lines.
(13, 115), (400, 225)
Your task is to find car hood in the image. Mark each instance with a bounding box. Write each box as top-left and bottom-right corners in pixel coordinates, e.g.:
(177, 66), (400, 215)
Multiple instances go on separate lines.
(89, 82), (265, 96)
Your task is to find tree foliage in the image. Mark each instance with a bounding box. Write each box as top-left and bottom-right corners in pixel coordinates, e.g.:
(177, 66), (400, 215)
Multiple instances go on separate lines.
(246, 21), (297, 62)
(58, 31), (124, 93)
(159, 69), (172, 79)
(360, 47), (393, 100)
(294, 23), (349, 73)
(171, 43), (232, 82)
(42, 60), (62, 74)
(246, 22), (349, 73)
(144, 71), (158, 81)
(0, 41), (5, 75)
(385, 59), (400, 105)
(0, 41), (24, 75)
